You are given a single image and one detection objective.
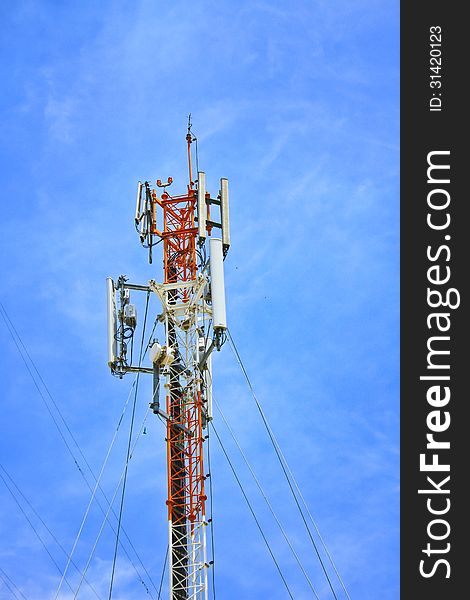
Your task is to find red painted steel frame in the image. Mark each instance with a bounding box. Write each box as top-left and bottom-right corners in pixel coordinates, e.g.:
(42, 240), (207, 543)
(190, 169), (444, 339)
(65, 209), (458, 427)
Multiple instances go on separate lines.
(160, 187), (206, 531)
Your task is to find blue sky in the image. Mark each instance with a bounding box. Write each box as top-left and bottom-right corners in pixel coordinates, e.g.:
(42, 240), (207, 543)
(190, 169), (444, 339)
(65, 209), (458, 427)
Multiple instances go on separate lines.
(0, 1), (399, 599)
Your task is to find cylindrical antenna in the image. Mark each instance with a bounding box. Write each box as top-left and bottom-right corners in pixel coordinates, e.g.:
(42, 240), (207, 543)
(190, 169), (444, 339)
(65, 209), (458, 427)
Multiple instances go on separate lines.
(210, 237), (227, 330)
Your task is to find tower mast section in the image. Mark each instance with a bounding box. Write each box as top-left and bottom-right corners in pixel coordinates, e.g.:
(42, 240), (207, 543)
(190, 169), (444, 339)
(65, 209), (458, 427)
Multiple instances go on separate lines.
(107, 124), (230, 600)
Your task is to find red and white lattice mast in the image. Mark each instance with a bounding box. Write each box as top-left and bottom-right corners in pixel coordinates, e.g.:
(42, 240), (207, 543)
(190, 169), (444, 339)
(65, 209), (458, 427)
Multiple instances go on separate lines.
(106, 120), (230, 600)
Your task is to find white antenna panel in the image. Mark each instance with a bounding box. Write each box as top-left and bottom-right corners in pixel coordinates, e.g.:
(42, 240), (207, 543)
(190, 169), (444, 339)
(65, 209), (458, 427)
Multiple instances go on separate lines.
(106, 277), (117, 368)
(220, 178), (230, 252)
(135, 181), (143, 224)
(197, 171), (207, 242)
(210, 237), (227, 330)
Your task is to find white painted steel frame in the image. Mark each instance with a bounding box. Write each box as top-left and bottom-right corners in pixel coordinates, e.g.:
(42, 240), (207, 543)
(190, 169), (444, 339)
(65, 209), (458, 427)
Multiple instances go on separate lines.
(159, 279), (211, 600)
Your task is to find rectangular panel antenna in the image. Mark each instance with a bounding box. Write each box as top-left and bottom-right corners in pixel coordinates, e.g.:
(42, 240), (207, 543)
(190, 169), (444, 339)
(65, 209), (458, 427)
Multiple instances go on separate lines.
(106, 277), (117, 367)
(197, 171), (207, 242)
(220, 178), (230, 252)
(135, 181), (143, 224)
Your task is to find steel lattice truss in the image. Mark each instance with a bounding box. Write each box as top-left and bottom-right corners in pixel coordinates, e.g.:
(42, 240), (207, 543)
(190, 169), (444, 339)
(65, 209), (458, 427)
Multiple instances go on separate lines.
(111, 129), (229, 599)
(157, 189), (211, 600)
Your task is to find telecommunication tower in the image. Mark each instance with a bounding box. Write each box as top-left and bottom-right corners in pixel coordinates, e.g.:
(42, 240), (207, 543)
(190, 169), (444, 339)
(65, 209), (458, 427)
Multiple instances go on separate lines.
(106, 121), (230, 600)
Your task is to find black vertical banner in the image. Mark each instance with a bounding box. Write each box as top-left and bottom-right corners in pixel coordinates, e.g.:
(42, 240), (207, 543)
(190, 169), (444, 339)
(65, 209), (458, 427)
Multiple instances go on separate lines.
(401, 4), (467, 599)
